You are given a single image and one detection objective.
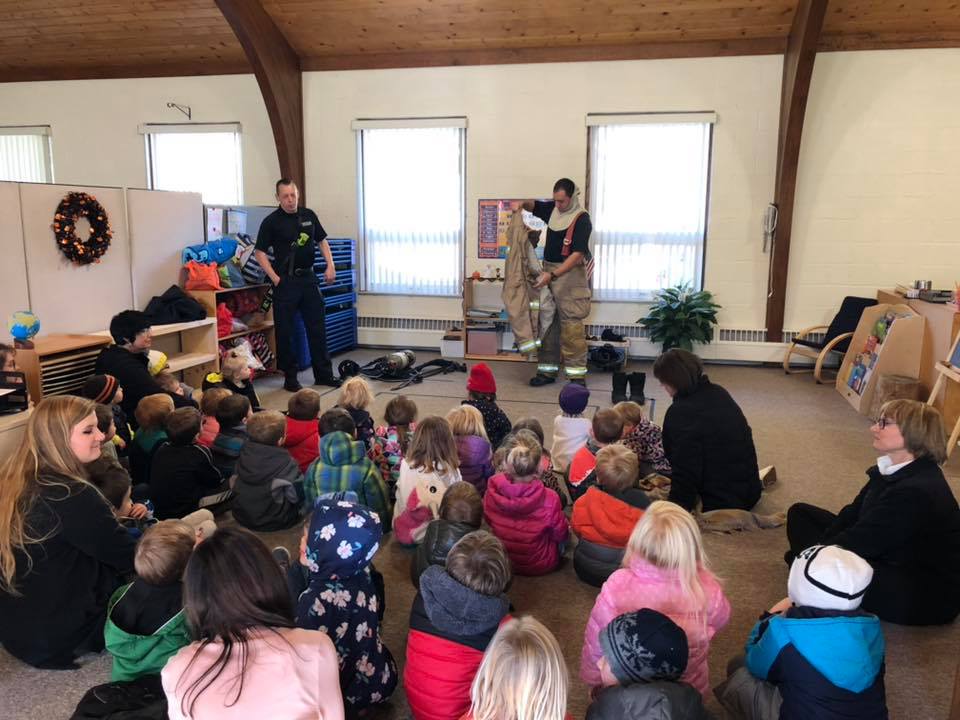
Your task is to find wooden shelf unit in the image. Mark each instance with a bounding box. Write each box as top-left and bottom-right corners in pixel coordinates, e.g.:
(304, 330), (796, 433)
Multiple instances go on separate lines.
(149, 317), (219, 388)
(16, 334), (113, 402)
(188, 286), (277, 373)
(462, 277), (533, 363)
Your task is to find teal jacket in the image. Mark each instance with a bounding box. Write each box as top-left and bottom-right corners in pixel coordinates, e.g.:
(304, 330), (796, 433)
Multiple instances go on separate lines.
(304, 431), (391, 526)
(104, 583), (191, 682)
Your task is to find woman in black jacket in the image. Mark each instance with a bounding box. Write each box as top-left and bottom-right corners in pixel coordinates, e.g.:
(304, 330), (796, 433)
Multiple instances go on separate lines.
(653, 349), (762, 513)
(0, 395), (136, 667)
(786, 399), (960, 625)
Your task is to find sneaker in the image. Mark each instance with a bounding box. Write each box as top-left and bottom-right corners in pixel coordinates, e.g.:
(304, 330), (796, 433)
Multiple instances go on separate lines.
(272, 546), (291, 574)
(529, 374), (557, 387)
(760, 465), (778, 489)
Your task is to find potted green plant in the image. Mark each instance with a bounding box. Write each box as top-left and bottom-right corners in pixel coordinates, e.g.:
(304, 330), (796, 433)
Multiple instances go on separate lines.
(639, 284), (721, 353)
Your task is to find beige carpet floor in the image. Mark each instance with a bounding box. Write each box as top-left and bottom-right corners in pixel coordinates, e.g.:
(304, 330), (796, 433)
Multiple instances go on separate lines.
(1, 350), (957, 719)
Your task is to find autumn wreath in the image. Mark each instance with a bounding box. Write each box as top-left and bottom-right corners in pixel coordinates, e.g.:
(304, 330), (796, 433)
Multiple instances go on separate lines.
(53, 191), (112, 265)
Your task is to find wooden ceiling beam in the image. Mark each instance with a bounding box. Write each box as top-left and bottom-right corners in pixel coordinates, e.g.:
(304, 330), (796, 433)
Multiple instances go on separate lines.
(0, 60), (250, 83)
(215, 0), (305, 202)
(764, 0), (828, 344)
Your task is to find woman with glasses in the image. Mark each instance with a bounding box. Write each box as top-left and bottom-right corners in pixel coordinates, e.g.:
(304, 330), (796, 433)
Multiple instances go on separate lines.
(785, 399), (960, 625)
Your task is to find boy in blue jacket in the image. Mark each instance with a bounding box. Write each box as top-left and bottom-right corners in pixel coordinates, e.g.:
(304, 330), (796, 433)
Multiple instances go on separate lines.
(717, 544), (888, 720)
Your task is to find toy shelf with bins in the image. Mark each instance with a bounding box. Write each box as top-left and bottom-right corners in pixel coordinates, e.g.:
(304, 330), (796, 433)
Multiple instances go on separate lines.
(462, 277), (532, 363)
(187, 284), (277, 372)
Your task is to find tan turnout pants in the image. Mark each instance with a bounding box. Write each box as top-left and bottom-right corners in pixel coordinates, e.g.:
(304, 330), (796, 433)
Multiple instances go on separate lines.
(537, 261), (591, 379)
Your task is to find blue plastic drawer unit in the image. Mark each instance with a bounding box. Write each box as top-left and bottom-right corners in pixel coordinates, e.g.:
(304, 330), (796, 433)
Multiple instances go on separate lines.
(293, 238), (357, 366)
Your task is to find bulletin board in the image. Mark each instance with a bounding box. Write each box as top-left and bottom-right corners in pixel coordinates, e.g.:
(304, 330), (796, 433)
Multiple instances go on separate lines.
(477, 199), (545, 259)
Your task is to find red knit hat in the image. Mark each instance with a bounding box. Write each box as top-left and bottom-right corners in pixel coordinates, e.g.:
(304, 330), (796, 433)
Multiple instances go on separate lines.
(467, 363), (497, 394)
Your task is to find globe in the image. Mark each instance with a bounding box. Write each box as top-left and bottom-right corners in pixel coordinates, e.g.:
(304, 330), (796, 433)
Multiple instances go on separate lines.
(8, 311), (40, 346)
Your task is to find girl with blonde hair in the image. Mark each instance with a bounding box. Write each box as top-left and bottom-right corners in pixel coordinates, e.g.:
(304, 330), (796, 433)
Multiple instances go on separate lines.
(447, 404), (494, 495)
(581, 501), (730, 697)
(466, 616), (570, 720)
(0, 395), (136, 668)
(394, 416), (463, 545)
(202, 348), (260, 410)
(337, 375), (376, 444)
(484, 430), (569, 576)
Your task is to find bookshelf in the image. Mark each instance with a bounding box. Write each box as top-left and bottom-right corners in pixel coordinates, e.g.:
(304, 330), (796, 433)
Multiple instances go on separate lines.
(462, 277), (532, 363)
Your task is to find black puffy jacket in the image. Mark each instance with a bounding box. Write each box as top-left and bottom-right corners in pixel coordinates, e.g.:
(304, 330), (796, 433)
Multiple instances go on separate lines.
(410, 519), (479, 587)
(573, 538), (624, 588)
(585, 681), (710, 720)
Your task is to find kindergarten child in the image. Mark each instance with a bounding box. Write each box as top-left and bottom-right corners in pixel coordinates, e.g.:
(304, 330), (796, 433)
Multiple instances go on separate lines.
(105, 521), (195, 682)
(203, 348), (260, 410)
(446, 404), (494, 495)
(337, 375), (376, 445)
(716, 545), (887, 720)
(463, 363), (512, 450)
(284, 388), (322, 473)
(210, 394), (252, 478)
(94, 403), (121, 464)
(369, 395), (419, 501)
(484, 429), (568, 576)
(88, 458), (154, 539)
(551, 382), (592, 474)
(129, 393), (175, 486)
(466, 616), (570, 720)
(581, 501), (731, 697)
(572, 445), (649, 587)
(586, 609), (709, 720)
(149, 407), (224, 520)
(411, 480), (483, 587)
(303, 407), (391, 522)
(232, 410), (303, 532)
(568, 408), (623, 502)
(512, 417), (568, 507)
(81, 373), (132, 450)
(395, 416), (463, 545)
(614, 400), (672, 480)
(162, 527), (344, 720)
(405, 530), (512, 720)
(197, 387), (230, 448)
(295, 500), (397, 712)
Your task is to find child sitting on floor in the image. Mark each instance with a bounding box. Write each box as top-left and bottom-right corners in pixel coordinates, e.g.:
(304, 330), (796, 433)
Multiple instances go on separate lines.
(572, 444), (650, 587)
(304, 408), (390, 523)
(405, 530), (512, 720)
(568, 408), (623, 502)
(551, 382), (592, 474)
(210, 394), (252, 478)
(512, 416), (568, 507)
(197, 387), (230, 448)
(395, 416), (463, 545)
(484, 429), (568, 576)
(294, 500), (397, 713)
(81, 374), (131, 451)
(614, 400), (671, 492)
(232, 410), (303, 532)
(94, 404), (122, 464)
(150, 407), (224, 520)
(716, 544), (887, 720)
(105, 521), (196, 682)
(463, 363), (512, 450)
(284, 388), (322, 473)
(586, 609), (708, 720)
(337, 375), (376, 445)
(129, 393), (175, 486)
(466, 616), (571, 720)
(411, 480), (483, 587)
(203, 349), (260, 410)
(369, 395), (419, 502)
(581, 501), (730, 698)
(446, 404), (494, 495)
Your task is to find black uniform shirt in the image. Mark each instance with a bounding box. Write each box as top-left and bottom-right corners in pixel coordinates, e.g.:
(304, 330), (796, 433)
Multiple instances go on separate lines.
(255, 206), (327, 275)
(532, 200), (592, 263)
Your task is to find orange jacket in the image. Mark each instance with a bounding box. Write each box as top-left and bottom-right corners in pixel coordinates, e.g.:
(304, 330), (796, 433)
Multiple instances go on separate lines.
(572, 487), (644, 547)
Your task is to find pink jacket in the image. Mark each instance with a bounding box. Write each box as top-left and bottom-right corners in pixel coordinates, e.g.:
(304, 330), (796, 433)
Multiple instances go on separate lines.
(483, 473), (569, 576)
(197, 415), (219, 448)
(580, 556), (730, 696)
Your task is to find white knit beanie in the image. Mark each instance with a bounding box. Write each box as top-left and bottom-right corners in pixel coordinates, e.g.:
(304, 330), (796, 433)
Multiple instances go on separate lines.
(788, 545), (874, 611)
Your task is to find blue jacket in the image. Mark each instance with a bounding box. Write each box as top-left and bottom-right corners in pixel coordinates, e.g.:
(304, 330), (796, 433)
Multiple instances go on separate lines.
(745, 606), (888, 720)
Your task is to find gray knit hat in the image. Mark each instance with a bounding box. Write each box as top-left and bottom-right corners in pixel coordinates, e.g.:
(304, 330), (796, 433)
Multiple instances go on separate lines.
(599, 609), (688, 685)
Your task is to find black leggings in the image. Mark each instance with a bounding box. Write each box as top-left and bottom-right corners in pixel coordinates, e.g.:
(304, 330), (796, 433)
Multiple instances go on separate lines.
(785, 503), (960, 626)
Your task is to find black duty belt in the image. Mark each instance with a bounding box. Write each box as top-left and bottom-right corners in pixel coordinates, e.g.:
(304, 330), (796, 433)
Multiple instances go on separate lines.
(289, 268), (312, 277)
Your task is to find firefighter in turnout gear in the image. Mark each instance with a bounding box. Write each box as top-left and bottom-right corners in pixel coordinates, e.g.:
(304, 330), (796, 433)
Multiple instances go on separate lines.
(520, 178), (593, 386)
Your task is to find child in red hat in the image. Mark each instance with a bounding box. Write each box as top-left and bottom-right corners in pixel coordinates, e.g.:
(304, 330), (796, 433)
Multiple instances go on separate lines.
(463, 363), (512, 450)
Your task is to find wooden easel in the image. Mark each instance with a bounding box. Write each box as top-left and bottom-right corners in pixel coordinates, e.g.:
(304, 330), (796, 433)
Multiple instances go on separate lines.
(927, 329), (960, 458)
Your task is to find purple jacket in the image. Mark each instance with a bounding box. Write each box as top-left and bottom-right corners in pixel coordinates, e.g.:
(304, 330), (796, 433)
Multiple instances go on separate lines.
(456, 435), (494, 495)
(483, 473), (568, 576)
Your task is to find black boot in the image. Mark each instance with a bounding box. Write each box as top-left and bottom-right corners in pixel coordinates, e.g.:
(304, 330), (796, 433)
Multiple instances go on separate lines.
(628, 372), (646, 404)
(529, 373), (557, 387)
(612, 372), (628, 403)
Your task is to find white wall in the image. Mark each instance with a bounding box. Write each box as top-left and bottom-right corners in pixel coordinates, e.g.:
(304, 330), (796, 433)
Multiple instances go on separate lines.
(0, 75), (279, 205)
(788, 49), (960, 329)
(304, 57), (782, 329)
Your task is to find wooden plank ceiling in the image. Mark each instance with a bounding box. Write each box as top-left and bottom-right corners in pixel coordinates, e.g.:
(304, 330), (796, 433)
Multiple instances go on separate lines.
(0, 0), (959, 81)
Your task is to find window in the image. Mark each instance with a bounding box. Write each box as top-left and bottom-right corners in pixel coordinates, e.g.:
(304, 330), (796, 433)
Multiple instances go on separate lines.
(0, 126), (54, 183)
(142, 123), (243, 205)
(355, 119), (465, 295)
(587, 114), (714, 301)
